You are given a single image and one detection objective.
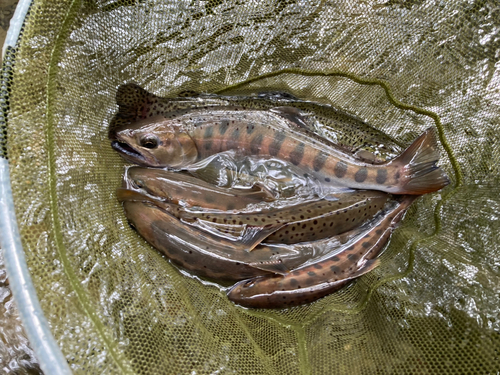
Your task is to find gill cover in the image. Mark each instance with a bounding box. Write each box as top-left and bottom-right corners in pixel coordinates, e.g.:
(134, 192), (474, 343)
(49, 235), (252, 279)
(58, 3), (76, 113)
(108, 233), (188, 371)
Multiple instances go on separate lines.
(112, 115), (199, 167)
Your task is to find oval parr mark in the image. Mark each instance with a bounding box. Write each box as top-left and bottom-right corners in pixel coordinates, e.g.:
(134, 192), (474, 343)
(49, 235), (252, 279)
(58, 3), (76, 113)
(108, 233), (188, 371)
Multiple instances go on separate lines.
(269, 132), (286, 157)
(226, 128), (241, 149)
(250, 134), (264, 154)
(246, 123), (255, 134)
(204, 125), (213, 139)
(376, 169), (388, 184)
(330, 265), (341, 273)
(307, 271), (316, 277)
(334, 161), (348, 178)
(219, 119), (229, 135)
(313, 151), (328, 172)
(347, 254), (359, 262)
(354, 168), (368, 183)
(289, 142), (305, 166)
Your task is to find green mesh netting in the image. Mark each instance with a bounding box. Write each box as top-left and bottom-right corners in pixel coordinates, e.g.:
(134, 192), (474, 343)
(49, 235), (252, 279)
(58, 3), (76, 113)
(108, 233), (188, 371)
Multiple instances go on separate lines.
(4, 0), (500, 373)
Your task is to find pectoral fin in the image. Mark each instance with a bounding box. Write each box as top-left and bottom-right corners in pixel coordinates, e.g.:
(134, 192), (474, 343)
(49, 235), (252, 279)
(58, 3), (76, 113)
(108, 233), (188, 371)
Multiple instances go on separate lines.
(248, 182), (276, 201)
(239, 224), (284, 251)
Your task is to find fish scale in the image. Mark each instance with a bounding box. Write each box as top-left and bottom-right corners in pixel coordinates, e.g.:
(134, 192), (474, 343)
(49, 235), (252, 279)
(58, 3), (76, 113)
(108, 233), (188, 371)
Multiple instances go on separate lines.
(227, 196), (416, 308)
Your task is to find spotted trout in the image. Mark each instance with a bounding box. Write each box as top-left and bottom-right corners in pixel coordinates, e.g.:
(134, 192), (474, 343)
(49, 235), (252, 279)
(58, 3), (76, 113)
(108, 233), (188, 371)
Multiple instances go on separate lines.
(125, 166), (274, 210)
(179, 190), (391, 244)
(119, 189), (375, 280)
(227, 196), (416, 308)
(110, 105), (449, 195)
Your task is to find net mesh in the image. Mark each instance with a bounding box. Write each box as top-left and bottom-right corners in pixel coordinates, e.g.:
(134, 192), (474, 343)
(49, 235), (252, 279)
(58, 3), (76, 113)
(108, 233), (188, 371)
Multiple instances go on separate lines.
(3, 0), (500, 373)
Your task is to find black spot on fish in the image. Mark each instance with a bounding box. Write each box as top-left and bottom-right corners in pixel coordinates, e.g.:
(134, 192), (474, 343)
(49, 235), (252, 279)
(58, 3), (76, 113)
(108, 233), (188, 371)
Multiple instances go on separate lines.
(313, 151), (328, 172)
(334, 161), (347, 178)
(325, 177), (331, 182)
(376, 169), (387, 184)
(219, 120), (229, 135)
(250, 134), (264, 154)
(347, 254), (359, 262)
(362, 242), (371, 248)
(307, 271), (316, 277)
(289, 142), (305, 166)
(354, 168), (368, 183)
(269, 132), (286, 156)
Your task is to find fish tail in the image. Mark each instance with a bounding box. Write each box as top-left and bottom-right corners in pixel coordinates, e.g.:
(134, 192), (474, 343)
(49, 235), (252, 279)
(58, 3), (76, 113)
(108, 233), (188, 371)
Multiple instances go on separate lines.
(390, 128), (450, 195)
(109, 83), (152, 139)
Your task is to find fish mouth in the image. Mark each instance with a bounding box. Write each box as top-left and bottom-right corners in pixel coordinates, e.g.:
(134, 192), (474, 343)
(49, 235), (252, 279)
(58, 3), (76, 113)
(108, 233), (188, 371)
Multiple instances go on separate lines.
(111, 140), (148, 164)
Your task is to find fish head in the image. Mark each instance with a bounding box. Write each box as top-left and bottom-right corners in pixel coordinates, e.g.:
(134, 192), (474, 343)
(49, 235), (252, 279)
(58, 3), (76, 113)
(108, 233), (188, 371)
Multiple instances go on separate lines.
(117, 188), (179, 215)
(126, 167), (178, 202)
(227, 275), (281, 303)
(111, 116), (199, 167)
(122, 200), (157, 234)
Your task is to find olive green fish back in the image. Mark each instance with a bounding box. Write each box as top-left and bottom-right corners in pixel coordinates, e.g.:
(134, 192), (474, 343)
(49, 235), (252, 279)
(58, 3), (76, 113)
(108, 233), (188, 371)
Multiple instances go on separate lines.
(4, 0), (499, 374)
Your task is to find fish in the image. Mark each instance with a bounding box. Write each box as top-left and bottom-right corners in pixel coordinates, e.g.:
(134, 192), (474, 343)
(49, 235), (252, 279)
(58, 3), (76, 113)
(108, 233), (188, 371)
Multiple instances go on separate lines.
(226, 196), (416, 308)
(109, 83), (402, 160)
(179, 190), (391, 244)
(110, 104), (449, 195)
(117, 188), (281, 251)
(121, 199), (288, 281)
(119, 189), (376, 280)
(124, 166), (275, 210)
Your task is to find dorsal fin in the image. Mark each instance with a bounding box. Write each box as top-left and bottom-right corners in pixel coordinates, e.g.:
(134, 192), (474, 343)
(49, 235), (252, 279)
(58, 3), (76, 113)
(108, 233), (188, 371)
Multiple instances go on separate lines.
(270, 106), (311, 130)
(109, 83), (158, 139)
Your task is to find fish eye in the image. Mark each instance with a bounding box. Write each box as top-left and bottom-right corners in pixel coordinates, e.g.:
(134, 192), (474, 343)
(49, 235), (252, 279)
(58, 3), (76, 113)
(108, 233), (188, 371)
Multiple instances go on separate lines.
(243, 280), (256, 288)
(139, 134), (159, 149)
(131, 179), (144, 189)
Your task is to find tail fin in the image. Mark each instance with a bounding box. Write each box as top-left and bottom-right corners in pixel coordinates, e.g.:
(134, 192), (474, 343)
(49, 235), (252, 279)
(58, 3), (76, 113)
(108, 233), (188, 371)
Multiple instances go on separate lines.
(109, 83), (154, 139)
(391, 128), (450, 195)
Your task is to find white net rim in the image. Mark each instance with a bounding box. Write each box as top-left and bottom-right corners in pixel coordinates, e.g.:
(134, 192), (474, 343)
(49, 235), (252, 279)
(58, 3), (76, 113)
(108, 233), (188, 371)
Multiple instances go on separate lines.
(0, 0), (72, 373)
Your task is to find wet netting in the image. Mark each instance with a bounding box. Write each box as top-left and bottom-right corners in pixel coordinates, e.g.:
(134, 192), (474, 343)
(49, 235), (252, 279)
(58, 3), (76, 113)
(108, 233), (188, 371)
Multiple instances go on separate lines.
(3, 0), (500, 373)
